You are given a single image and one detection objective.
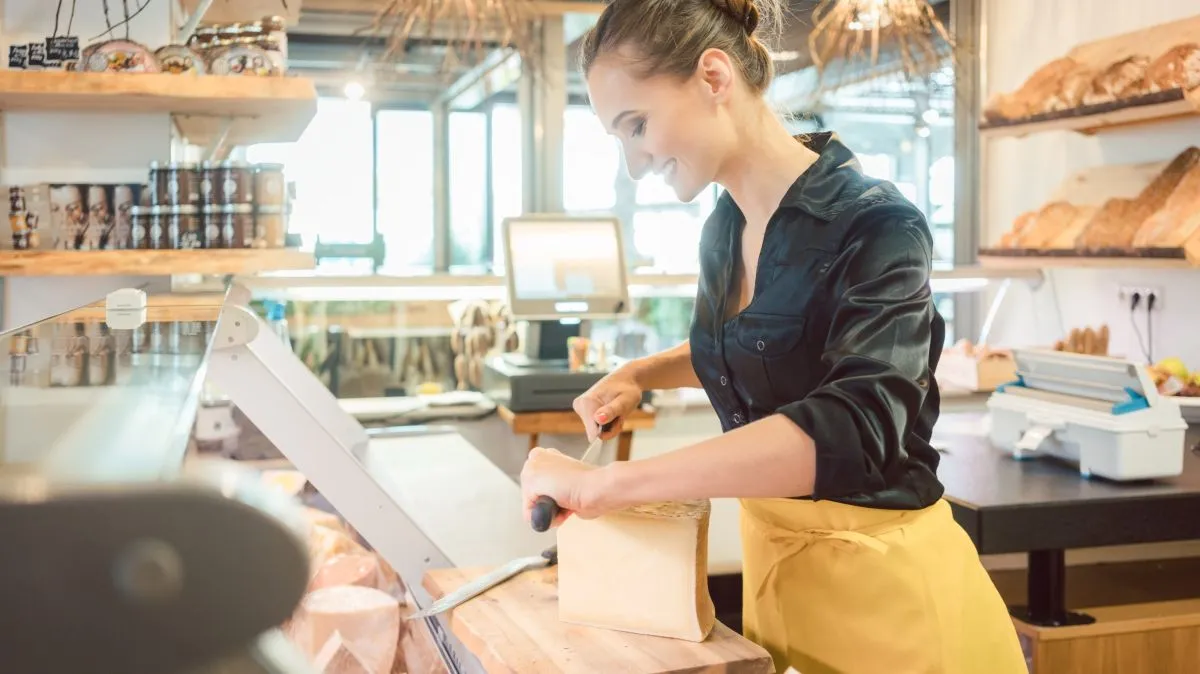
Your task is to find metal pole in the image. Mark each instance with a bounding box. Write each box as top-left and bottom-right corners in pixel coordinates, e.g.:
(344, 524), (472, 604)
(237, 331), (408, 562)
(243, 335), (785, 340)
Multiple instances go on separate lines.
(432, 102), (452, 271)
(951, 0), (984, 345)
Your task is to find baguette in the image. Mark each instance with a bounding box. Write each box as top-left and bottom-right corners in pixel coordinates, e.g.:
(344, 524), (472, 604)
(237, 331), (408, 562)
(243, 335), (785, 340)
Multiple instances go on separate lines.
(984, 57), (1080, 120)
(1047, 205), (1098, 249)
(1017, 202), (1077, 248)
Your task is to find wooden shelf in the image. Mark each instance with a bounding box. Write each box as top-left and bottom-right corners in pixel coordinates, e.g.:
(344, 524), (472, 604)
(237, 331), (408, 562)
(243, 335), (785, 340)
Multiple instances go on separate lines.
(180, 0), (302, 26)
(980, 93), (1200, 139)
(0, 71), (317, 146)
(0, 249), (315, 277)
(978, 254), (1195, 270)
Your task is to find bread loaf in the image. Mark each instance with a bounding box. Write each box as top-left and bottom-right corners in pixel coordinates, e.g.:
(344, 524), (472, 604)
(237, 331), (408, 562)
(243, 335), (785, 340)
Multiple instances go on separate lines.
(1133, 164), (1200, 247)
(1047, 67), (1096, 111)
(1048, 205), (1098, 249)
(1083, 55), (1151, 105)
(985, 57), (1080, 120)
(1146, 43), (1200, 92)
(998, 211), (1037, 248)
(1016, 202), (1078, 248)
(1076, 197), (1154, 250)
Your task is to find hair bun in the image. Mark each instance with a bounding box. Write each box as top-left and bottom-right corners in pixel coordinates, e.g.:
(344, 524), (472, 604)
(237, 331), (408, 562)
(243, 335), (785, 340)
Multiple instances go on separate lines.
(711, 0), (760, 35)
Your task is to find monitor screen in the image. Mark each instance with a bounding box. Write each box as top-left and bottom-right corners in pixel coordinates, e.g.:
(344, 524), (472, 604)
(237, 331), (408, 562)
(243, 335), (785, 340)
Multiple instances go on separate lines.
(502, 215), (629, 320)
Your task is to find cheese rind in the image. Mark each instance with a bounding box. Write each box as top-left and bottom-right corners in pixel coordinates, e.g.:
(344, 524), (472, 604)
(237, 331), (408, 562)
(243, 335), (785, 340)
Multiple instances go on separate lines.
(557, 499), (716, 642)
(292, 586), (401, 674)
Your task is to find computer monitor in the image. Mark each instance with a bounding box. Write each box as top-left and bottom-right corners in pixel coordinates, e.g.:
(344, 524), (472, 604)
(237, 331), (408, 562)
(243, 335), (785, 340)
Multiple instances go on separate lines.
(501, 214), (630, 321)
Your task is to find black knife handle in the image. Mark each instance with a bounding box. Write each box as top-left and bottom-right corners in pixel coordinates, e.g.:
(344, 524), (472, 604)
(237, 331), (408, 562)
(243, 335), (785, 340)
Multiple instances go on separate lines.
(529, 420), (615, 533)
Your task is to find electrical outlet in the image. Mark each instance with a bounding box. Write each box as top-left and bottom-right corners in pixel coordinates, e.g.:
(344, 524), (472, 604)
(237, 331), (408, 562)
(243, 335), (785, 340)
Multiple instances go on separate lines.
(1117, 285), (1163, 310)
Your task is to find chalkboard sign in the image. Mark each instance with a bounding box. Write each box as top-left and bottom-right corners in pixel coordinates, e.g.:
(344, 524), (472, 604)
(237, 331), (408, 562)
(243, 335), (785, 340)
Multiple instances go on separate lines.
(27, 41), (46, 68)
(8, 44), (28, 69)
(46, 36), (80, 64)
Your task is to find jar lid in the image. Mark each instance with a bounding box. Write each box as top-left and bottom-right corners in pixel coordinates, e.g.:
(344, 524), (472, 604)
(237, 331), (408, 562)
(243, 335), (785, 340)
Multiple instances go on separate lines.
(255, 163), (285, 172)
(149, 205), (169, 214)
(168, 162), (198, 170)
(149, 160), (169, 169)
(170, 205), (199, 214)
(130, 205), (146, 215)
(202, 204), (222, 213)
(219, 160), (251, 169)
(256, 205), (286, 214)
(221, 204), (254, 213)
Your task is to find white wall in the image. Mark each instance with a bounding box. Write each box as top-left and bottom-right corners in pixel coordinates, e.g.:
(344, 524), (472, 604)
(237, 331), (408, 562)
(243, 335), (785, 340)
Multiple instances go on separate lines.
(982, 0), (1200, 366)
(0, 0), (176, 328)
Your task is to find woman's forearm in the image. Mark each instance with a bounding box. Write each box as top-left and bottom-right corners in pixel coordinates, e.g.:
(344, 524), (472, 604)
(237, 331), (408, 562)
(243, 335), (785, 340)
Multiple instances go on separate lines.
(591, 414), (816, 509)
(625, 340), (701, 390)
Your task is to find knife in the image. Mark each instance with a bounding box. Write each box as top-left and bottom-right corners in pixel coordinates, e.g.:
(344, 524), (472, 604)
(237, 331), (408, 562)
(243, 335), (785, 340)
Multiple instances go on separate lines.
(529, 419), (615, 533)
(405, 545), (558, 620)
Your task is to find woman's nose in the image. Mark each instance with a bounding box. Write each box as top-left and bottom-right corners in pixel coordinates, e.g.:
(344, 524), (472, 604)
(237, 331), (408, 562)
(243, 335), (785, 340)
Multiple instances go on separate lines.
(623, 149), (652, 181)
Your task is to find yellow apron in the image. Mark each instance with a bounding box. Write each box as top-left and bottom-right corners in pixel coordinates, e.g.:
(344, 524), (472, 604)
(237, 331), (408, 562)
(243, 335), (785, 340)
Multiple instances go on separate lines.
(740, 497), (1028, 674)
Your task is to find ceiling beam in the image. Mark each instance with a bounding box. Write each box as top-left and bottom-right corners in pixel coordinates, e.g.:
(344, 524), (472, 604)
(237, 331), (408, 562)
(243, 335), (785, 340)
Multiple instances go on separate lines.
(301, 0), (604, 16)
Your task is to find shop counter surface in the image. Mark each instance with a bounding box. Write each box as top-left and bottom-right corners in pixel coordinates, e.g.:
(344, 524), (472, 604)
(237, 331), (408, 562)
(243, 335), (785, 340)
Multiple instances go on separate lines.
(423, 566), (774, 674)
(935, 414), (1200, 626)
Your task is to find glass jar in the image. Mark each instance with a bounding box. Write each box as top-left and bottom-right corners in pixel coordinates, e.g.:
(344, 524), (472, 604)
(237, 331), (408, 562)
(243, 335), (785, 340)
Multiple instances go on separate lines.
(148, 205), (168, 250)
(130, 204), (148, 249)
(254, 206), (286, 248)
(254, 163), (286, 208)
(216, 204), (254, 248)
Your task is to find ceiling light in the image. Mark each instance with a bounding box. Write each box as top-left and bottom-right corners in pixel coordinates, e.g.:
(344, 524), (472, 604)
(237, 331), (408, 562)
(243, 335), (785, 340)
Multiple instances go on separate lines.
(922, 108), (940, 123)
(344, 81), (365, 101)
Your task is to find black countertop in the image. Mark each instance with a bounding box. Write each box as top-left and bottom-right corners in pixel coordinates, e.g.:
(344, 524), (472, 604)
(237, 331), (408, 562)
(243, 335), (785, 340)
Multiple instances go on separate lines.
(934, 415), (1200, 554)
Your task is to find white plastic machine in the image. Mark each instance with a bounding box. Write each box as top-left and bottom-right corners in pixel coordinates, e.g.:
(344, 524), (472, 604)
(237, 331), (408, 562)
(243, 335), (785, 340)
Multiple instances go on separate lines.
(986, 349), (1188, 480)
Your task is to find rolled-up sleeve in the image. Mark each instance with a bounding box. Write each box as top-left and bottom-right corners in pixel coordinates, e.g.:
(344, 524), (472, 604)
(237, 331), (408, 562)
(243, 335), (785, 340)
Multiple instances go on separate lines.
(776, 208), (936, 500)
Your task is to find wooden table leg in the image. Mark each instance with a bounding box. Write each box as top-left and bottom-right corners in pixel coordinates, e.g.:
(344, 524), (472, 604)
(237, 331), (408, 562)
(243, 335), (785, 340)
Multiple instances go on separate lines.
(528, 432), (540, 452)
(616, 432), (633, 462)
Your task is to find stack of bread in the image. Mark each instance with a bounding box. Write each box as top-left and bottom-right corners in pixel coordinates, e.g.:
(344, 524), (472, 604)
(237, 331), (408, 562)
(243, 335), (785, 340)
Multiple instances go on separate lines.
(1053, 325), (1110, 356)
(992, 146), (1200, 259)
(984, 43), (1200, 123)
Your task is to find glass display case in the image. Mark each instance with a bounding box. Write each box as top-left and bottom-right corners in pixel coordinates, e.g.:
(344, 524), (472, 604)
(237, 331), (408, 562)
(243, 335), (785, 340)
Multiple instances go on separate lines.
(0, 293), (313, 674)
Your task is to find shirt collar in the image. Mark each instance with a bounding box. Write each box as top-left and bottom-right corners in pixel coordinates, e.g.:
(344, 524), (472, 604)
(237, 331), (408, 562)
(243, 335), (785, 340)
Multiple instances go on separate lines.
(715, 131), (868, 223)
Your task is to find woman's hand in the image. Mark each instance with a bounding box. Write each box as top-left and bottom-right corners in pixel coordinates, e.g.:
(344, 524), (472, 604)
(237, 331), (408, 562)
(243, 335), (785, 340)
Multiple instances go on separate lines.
(573, 367), (643, 441)
(520, 447), (617, 528)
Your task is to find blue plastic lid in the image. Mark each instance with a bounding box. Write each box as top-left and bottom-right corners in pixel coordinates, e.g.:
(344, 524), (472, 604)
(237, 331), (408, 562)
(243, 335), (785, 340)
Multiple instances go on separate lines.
(266, 302), (286, 321)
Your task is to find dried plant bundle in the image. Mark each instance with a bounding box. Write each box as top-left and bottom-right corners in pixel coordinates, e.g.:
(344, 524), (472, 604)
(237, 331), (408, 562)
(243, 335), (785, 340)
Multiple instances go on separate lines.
(807, 0), (952, 83)
(356, 0), (540, 76)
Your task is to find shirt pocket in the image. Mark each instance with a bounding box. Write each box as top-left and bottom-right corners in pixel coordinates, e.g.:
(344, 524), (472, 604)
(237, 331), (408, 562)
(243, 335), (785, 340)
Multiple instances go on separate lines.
(732, 312), (812, 409)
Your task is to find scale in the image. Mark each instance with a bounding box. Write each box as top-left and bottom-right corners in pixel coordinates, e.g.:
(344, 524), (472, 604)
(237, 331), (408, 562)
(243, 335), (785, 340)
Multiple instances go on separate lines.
(987, 349), (1188, 480)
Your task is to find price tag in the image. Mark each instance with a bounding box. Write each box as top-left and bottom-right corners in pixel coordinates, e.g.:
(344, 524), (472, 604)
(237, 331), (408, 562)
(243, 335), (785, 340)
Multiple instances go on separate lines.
(27, 41), (46, 68)
(8, 44), (28, 69)
(46, 36), (80, 66)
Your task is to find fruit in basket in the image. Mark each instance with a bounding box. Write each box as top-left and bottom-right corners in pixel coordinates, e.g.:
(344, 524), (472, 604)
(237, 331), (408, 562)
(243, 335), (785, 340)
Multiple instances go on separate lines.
(1156, 356), (1189, 381)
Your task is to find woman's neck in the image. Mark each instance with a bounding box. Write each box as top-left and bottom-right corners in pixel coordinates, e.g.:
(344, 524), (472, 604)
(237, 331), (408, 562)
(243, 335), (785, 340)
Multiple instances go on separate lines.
(715, 102), (821, 227)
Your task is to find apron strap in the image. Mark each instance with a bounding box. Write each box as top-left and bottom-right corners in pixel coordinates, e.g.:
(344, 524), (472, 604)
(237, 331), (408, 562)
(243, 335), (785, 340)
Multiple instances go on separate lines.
(744, 516), (891, 602)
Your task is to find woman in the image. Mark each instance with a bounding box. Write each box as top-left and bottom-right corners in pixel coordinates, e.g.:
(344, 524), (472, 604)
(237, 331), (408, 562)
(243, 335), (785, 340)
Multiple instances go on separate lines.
(519, 1), (1026, 672)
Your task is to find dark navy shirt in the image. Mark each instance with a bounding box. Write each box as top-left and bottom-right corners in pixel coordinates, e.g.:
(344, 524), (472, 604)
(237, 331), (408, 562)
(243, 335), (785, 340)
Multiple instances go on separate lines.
(689, 132), (945, 510)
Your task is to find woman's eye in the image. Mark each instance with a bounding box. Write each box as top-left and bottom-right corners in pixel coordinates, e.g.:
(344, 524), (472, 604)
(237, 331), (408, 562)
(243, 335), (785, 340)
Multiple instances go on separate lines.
(632, 119), (646, 137)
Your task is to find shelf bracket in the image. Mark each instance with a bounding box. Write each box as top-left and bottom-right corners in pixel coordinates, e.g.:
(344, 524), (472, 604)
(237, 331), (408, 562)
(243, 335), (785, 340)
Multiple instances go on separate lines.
(205, 117), (235, 162)
(179, 0), (216, 43)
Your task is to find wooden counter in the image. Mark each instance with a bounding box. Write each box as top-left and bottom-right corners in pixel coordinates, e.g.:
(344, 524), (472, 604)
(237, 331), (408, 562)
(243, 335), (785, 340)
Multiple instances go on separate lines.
(424, 566), (774, 674)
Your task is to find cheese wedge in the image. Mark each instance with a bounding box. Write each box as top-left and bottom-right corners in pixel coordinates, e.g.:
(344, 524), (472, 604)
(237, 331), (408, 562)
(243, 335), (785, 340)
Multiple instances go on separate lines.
(313, 631), (374, 674)
(557, 499), (716, 642)
(310, 553), (385, 593)
(293, 586), (401, 674)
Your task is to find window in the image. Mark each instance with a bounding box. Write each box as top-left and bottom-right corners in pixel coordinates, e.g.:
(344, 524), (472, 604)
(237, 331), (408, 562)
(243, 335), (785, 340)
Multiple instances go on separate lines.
(491, 103), (523, 272)
(247, 98), (374, 246)
(563, 106), (619, 212)
(449, 112), (489, 269)
(376, 109), (435, 270)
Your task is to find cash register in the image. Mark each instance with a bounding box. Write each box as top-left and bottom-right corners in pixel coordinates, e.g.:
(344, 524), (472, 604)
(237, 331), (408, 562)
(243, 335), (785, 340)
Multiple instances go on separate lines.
(482, 214), (637, 412)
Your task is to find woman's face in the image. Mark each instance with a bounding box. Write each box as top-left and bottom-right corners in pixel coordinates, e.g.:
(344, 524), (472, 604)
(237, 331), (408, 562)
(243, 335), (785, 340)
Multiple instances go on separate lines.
(586, 49), (738, 203)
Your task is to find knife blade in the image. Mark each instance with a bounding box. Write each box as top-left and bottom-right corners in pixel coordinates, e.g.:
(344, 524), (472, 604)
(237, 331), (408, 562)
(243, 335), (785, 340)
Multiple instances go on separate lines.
(406, 545), (558, 620)
(529, 419), (615, 533)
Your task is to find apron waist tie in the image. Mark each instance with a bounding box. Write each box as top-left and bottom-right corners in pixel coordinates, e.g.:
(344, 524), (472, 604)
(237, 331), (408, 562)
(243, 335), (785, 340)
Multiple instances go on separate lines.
(743, 511), (891, 602)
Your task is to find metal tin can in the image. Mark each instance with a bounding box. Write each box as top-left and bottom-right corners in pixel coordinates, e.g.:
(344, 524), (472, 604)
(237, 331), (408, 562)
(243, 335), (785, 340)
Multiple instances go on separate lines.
(202, 204), (222, 247)
(149, 161), (199, 206)
(129, 205), (148, 249)
(218, 160), (253, 205)
(9, 186), (25, 212)
(218, 204), (255, 248)
(148, 205), (168, 249)
(168, 205), (201, 249)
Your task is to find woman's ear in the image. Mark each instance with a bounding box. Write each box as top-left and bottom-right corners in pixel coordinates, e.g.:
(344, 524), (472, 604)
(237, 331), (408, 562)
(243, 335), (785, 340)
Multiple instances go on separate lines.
(695, 48), (736, 102)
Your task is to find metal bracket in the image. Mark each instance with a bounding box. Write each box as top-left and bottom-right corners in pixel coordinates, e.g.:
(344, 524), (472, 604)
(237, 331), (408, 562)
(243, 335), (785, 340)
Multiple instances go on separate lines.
(213, 304), (262, 349)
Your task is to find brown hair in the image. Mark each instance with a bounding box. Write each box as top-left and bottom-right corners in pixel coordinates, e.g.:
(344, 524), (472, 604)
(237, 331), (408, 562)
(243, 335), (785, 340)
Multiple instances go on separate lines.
(580, 0), (785, 94)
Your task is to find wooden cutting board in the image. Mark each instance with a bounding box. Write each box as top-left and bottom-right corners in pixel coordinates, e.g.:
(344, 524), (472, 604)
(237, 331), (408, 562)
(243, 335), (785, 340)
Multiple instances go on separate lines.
(423, 567), (775, 674)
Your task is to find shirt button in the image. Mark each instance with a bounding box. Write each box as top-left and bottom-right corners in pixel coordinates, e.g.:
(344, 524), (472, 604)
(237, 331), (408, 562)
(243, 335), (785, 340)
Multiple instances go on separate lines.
(720, 375), (728, 386)
(732, 413), (743, 424)
(756, 340), (765, 352)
